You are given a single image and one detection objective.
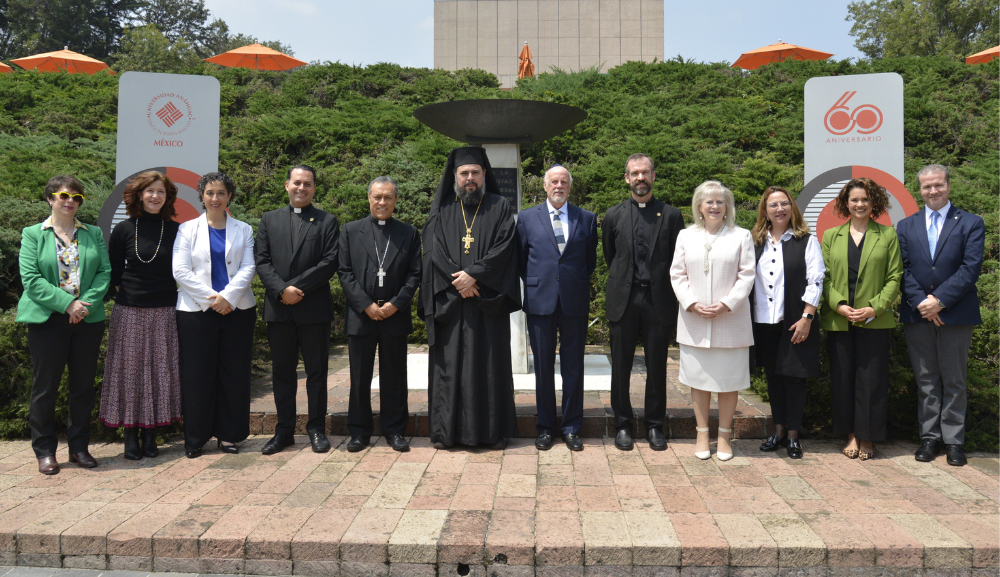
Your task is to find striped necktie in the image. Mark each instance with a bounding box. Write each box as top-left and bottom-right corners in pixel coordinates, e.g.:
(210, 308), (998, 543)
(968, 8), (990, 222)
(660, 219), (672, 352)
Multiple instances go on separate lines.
(552, 211), (565, 254)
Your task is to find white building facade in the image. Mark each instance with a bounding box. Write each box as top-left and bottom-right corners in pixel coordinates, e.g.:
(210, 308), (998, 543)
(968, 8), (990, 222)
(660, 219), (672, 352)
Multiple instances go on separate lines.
(434, 0), (665, 87)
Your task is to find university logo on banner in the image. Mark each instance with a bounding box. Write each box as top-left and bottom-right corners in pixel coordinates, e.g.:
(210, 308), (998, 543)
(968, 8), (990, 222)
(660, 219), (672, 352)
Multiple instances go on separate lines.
(97, 72), (220, 238)
(800, 73), (917, 241)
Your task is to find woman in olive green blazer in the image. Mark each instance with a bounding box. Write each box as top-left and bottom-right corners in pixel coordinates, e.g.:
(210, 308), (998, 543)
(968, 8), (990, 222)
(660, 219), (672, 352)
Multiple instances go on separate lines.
(16, 176), (111, 475)
(820, 177), (903, 461)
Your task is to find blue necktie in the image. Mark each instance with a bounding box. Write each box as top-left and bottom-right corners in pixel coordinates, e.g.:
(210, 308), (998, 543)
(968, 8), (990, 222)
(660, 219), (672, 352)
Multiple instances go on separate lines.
(552, 211), (565, 254)
(928, 211), (940, 260)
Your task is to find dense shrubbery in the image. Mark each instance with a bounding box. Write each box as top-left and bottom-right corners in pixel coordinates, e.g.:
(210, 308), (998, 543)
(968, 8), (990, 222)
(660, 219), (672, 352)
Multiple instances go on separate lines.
(0, 57), (995, 449)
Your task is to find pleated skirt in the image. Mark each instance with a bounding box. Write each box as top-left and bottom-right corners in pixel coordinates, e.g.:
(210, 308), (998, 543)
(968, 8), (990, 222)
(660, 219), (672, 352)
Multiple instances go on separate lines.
(99, 305), (182, 428)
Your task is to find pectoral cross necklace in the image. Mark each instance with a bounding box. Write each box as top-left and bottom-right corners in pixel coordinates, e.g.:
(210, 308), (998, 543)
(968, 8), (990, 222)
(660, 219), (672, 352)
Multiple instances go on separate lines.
(375, 234), (391, 287)
(459, 195), (483, 254)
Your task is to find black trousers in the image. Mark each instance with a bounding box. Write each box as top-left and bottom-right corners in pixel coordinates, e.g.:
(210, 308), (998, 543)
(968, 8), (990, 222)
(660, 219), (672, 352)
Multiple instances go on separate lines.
(27, 313), (104, 458)
(347, 326), (408, 438)
(609, 285), (672, 431)
(527, 301), (587, 435)
(827, 325), (889, 442)
(267, 320), (330, 437)
(177, 307), (256, 450)
(753, 322), (807, 432)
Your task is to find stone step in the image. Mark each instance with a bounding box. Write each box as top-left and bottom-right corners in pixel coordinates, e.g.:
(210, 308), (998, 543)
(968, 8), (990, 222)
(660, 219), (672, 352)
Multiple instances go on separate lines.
(0, 436), (995, 576)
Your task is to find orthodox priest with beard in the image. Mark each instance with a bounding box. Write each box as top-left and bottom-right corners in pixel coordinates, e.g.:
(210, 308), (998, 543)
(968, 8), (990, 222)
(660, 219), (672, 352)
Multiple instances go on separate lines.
(420, 146), (521, 448)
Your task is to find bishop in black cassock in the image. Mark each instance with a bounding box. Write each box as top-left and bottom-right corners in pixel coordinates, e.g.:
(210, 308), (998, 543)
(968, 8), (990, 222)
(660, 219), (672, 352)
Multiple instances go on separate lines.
(420, 147), (521, 448)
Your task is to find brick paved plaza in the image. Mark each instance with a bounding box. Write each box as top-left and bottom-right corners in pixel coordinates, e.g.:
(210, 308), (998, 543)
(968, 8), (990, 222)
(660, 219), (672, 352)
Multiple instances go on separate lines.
(0, 433), (995, 576)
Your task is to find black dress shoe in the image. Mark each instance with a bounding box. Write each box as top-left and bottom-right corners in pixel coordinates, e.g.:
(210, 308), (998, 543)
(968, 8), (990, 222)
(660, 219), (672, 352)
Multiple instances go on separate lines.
(386, 434), (410, 452)
(535, 432), (554, 451)
(185, 447), (203, 459)
(217, 440), (239, 454)
(646, 427), (667, 451)
(614, 429), (634, 451)
(309, 430), (331, 453)
(140, 428), (158, 458)
(37, 456), (59, 475)
(563, 433), (583, 451)
(945, 444), (967, 466)
(759, 433), (786, 452)
(914, 439), (940, 462)
(123, 429), (142, 460)
(786, 438), (803, 459)
(346, 436), (370, 452)
(69, 451), (98, 468)
(261, 434), (294, 455)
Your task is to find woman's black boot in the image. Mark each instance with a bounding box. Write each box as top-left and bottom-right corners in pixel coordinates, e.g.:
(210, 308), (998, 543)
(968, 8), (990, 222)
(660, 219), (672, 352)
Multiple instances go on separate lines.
(124, 428), (142, 460)
(140, 427), (159, 458)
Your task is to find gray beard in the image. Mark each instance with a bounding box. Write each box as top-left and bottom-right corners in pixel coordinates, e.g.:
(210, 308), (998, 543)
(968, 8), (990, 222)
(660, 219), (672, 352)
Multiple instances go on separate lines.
(454, 182), (485, 206)
(630, 181), (653, 197)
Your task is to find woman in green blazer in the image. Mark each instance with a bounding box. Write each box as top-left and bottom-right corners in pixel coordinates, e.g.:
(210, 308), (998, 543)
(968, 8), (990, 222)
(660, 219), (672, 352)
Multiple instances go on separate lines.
(16, 175), (111, 475)
(820, 177), (903, 461)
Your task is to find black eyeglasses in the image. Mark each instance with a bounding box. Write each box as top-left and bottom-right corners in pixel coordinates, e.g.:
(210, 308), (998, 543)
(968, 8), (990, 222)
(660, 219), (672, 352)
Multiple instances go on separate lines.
(53, 192), (85, 202)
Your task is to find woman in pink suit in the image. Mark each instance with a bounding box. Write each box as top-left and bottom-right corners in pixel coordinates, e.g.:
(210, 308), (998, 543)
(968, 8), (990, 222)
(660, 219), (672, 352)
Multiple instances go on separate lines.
(670, 180), (756, 461)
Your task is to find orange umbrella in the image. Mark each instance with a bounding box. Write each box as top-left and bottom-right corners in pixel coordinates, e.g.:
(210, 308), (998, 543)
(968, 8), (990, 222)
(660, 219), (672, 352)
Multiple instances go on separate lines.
(205, 43), (307, 71)
(966, 45), (999, 64)
(11, 47), (112, 74)
(732, 40), (833, 70)
(518, 42), (535, 79)
(0, 62), (12, 74)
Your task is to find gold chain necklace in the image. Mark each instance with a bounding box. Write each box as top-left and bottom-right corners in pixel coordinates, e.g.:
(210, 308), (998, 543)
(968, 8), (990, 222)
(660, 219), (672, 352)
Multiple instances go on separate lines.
(459, 195), (483, 254)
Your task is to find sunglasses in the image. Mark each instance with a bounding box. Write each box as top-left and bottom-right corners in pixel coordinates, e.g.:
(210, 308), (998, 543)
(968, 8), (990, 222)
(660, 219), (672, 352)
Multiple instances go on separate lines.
(53, 192), (85, 202)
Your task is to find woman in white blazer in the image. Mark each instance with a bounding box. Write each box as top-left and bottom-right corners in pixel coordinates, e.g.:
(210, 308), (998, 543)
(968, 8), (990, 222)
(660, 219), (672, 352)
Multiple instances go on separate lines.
(172, 172), (257, 458)
(670, 180), (755, 461)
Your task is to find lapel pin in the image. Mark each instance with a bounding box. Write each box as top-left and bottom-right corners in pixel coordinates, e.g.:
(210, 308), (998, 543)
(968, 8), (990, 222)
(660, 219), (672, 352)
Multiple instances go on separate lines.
(657, 212), (661, 217)
(310, 218), (315, 222)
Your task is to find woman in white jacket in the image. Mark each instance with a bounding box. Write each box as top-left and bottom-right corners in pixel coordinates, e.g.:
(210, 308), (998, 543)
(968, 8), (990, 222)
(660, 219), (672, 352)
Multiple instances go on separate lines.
(172, 172), (257, 458)
(670, 180), (755, 461)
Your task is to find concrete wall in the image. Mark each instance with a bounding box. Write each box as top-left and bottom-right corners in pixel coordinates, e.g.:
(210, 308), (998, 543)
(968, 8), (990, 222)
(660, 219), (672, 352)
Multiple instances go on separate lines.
(435, 0), (664, 88)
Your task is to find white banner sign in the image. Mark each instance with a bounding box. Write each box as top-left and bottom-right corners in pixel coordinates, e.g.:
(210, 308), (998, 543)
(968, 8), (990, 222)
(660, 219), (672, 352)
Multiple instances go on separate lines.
(798, 73), (917, 240)
(98, 72), (221, 236)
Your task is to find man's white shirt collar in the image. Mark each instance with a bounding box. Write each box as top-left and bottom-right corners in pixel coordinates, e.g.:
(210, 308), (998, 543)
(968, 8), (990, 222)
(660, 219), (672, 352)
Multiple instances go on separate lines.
(925, 201), (952, 227)
(546, 199), (567, 216)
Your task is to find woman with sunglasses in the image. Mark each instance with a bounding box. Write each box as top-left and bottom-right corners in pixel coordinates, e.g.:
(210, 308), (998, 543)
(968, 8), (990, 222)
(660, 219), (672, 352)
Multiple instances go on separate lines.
(100, 171), (182, 460)
(17, 176), (111, 475)
(750, 187), (825, 459)
(172, 172), (256, 458)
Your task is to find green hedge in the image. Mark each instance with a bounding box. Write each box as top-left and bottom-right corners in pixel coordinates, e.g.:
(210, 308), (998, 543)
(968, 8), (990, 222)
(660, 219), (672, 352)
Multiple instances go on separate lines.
(0, 57), (995, 449)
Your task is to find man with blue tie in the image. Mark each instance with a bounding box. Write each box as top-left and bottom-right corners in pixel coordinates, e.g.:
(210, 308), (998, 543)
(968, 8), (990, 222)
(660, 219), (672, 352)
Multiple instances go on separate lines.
(897, 164), (984, 466)
(516, 165), (598, 451)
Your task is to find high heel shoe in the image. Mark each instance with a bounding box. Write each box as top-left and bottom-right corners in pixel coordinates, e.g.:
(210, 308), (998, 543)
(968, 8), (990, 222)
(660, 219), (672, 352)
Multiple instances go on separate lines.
(217, 440), (239, 454)
(716, 427), (733, 461)
(694, 427), (711, 460)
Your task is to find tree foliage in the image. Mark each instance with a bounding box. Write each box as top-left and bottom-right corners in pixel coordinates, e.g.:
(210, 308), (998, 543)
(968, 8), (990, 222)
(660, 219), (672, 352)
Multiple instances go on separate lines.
(0, 57), (995, 449)
(111, 24), (200, 73)
(847, 0), (1000, 59)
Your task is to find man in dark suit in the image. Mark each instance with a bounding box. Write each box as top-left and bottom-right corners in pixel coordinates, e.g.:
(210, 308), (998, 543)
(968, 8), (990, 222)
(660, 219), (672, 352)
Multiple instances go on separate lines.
(255, 165), (340, 455)
(602, 153), (685, 451)
(898, 164), (984, 467)
(337, 176), (421, 453)
(516, 165), (598, 452)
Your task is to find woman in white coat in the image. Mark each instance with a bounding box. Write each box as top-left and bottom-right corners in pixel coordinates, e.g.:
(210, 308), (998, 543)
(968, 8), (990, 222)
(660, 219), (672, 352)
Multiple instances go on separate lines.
(172, 172), (257, 458)
(670, 180), (755, 461)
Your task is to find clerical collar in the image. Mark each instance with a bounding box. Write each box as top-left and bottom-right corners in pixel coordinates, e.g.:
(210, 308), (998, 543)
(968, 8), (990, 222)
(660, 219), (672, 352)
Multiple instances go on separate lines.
(291, 204), (311, 214)
(631, 197), (654, 209)
(370, 214), (392, 226)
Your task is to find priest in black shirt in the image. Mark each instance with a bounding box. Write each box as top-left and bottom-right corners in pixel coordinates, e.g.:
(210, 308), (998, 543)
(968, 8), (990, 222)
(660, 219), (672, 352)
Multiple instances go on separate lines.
(420, 147), (521, 448)
(602, 154), (684, 451)
(255, 165), (340, 455)
(337, 176), (421, 452)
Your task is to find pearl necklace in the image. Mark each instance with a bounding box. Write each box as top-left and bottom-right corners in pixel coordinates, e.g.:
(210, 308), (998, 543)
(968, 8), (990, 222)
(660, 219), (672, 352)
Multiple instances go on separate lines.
(134, 217), (164, 264)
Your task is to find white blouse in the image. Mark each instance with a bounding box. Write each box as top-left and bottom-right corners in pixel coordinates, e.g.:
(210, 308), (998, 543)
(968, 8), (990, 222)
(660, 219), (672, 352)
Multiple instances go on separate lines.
(753, 231), (825, 324)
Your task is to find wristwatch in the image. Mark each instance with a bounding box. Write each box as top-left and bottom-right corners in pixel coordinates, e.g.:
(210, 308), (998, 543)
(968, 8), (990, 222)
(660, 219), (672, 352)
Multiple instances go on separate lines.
(936, 298), (945, 309)
(802, 312), (815, 320)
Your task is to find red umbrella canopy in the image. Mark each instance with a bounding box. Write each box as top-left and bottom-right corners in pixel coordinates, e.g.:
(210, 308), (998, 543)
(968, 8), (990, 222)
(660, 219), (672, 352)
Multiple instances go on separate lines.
(732, 41), (833, 70)
(0, 62), (12, 74)
(966, 45), (999, 64)
(205, 43), (307, 71)
(11, 48), (112, 74)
